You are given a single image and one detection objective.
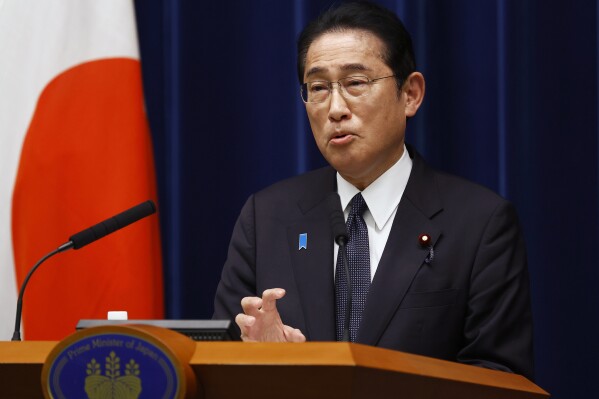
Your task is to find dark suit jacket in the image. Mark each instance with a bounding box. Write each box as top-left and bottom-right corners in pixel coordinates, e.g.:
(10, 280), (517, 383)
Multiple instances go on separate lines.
(213, 146), (534, 380)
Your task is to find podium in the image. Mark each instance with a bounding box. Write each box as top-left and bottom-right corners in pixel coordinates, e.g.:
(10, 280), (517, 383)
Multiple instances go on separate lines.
(0, 339), (549, 398)
(191, 342), (548, 398)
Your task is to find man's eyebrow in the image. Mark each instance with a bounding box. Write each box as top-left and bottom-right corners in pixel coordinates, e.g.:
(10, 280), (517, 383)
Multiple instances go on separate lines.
(339, 63), (371, 72)
(305, 63), (373, 79)
(305, 66), (326, 78)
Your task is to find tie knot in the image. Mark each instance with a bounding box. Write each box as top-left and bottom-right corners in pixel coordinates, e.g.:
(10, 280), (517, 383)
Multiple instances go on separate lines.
(349, 193), (367, 217)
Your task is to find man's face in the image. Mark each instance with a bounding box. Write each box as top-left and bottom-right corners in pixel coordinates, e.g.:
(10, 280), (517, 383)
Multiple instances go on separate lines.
(303, 30), (411, 190)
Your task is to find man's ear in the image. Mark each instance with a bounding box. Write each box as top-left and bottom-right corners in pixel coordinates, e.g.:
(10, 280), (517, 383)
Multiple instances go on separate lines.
(403, 72), (425, 117)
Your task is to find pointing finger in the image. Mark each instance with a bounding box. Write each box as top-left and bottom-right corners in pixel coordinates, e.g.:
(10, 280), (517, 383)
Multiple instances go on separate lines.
(260, 288), (286, 312)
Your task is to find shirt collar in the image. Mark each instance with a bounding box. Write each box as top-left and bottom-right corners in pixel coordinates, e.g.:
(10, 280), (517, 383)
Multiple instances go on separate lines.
(336, 144), (413, 230)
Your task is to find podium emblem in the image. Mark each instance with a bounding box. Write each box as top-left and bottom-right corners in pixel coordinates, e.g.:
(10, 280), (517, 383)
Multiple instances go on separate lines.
(84, 351), (142, 399)
(42, 325), (196, 399)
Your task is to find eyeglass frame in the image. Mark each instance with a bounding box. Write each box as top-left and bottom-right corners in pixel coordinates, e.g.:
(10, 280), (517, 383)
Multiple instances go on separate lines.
(300, 74), (398, 104)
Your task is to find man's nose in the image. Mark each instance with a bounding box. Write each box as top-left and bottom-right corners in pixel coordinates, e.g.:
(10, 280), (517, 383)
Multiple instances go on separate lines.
(327, 85), (351, 121)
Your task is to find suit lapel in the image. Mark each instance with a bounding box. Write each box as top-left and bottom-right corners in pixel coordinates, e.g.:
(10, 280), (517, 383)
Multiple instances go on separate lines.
(287, 218), (335, 340)
(286, 169), (338, 341)
(358, 147), (444, 345)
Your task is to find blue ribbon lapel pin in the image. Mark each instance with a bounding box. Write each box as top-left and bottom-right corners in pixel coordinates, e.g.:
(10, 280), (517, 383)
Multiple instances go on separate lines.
(298, 233), (308, 250)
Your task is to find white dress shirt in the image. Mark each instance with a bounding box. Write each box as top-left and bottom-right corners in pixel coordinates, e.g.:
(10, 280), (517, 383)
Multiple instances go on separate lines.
(333, 145), (413, 280)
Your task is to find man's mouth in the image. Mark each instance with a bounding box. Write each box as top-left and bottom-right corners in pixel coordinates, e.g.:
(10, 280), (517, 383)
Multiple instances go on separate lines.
(329, 132), (353, 145)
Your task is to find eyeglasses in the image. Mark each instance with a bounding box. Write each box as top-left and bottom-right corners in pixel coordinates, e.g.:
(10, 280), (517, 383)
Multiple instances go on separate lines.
(300, 75), (396, 103)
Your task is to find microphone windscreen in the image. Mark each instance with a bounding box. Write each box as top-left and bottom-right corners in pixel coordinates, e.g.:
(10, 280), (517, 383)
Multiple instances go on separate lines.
(328, 193), (347, 244)
(69, 200), (156, 249)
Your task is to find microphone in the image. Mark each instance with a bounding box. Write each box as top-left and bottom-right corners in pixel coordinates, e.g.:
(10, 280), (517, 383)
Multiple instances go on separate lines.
(328, 193), (352, 342)
(69, 200), (156, 249)
(11, 200), (157, 341)
(330, 209), (347, 245)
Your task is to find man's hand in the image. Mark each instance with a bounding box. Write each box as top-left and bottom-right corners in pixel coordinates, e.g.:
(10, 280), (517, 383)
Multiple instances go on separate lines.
(235, 288), (306, 342)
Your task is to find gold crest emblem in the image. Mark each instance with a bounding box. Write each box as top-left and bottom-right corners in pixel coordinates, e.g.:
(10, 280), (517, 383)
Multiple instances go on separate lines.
(84, 351), (142, 399)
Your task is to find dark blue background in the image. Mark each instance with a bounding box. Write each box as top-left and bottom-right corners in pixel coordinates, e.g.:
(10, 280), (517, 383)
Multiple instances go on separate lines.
(134, 1), (599, 397)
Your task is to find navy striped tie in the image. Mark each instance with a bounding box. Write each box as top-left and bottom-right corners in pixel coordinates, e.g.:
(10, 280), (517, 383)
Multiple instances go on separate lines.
(335, 193), (371, 342)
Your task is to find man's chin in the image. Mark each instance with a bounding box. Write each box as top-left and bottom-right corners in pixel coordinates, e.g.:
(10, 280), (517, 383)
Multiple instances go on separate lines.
(331, 163), (366, 183)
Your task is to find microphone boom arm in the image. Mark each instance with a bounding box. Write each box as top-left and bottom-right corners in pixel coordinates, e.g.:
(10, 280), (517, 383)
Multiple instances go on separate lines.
(10, 200), (156, 341)
(11, 242), (72, 341)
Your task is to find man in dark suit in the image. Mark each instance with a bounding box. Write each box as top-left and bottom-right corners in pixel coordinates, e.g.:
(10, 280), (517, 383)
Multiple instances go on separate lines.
(213, 1), (533, 380)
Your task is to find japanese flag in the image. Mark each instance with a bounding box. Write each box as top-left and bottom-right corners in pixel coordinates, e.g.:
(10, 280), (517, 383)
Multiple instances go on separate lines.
(0, 0), (164, 340)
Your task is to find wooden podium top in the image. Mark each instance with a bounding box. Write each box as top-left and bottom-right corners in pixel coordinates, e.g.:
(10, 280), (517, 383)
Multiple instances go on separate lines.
(0, 341), (549, 399)
(190, 342), (548, 399)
